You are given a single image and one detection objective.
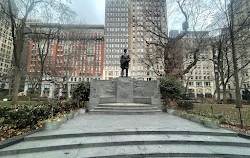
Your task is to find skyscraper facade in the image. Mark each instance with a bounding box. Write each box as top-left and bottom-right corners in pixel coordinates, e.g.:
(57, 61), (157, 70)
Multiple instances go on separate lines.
(104, 0), (167, 80)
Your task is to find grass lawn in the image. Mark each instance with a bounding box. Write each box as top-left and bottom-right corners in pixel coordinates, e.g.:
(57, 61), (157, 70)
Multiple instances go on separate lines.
(191, 103), (250, 128)
(0, 101), (41, 107)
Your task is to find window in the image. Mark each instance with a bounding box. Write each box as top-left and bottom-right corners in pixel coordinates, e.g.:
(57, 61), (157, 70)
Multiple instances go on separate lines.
(188, 82), (193, 86)
(196, 82), (202, 86)
(204, 82), (211, 86)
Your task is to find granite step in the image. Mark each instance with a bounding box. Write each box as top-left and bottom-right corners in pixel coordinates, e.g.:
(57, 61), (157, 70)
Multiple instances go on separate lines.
(98, 103), (155, 107)
(93, 107), (158, 110)
(1, 133), (250, 157)
(90, 109), (162, 115)
(1, 130), (249, 157)
(91, 103), (160, 114)
(3, 145), (250, 158)
(24, 130), (238, 141)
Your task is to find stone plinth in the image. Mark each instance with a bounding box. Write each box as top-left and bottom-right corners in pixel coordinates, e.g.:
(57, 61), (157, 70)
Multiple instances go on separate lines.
(89, 77), (161, 110)
(117, 77), (133, 103)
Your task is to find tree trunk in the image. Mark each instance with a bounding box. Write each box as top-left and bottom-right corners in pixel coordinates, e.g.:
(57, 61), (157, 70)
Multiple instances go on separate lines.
(212, 45), (220, 102)
(12, 67), (21, 104)
(229, 0), (242, 108)
(39, 72), (43, 97)
(222, 83), (227, 104)
(215, 77), (220, 102)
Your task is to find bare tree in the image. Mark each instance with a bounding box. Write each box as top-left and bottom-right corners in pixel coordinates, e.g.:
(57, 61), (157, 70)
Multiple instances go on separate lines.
(27, 23), (62, 96)
(0, 0), (75, 104)
(133, 0), (214, 79)
(210, 0), (250, 107)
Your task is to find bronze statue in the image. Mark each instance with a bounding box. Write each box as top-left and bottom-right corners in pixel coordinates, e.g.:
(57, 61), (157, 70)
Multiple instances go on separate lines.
(120, 49), (130, 77)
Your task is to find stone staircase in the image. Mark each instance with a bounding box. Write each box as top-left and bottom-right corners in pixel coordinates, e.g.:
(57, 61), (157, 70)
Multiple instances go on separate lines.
(1, 114), (250, 157)
(1, 130), (250, 157)
(90, 103), (161, 114)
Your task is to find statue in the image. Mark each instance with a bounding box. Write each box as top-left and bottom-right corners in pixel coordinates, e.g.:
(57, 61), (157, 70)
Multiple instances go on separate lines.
(120, 49), (130, 77)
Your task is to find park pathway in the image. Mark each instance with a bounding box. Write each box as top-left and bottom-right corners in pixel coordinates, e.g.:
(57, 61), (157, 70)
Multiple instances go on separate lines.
(0, 113), (250, 157)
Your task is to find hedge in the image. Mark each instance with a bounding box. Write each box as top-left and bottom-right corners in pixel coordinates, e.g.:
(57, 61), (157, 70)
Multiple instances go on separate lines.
(0, 101), (77, 129)
(160, 76), (185, 100)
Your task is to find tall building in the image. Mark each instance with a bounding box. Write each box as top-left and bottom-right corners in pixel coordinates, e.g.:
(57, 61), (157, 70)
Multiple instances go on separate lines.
(0, 1), (14, 90)
(24, 23), (104, 98)
(229, 0), (250, 98)
(182, 31), (215, 98)
(104, 0), (167, 80)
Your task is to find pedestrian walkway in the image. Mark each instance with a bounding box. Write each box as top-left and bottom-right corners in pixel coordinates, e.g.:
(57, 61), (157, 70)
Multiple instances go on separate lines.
(1, 113), (250, 158)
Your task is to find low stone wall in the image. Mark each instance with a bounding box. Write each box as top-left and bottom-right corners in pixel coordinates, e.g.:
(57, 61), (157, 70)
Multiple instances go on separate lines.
(89, 77), (161, 110)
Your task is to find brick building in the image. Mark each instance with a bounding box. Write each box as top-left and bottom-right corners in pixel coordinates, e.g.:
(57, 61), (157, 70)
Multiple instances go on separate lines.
(24, 23), (104, 98)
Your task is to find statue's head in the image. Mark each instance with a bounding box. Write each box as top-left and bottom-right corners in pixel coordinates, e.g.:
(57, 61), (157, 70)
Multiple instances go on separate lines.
(124, 49), (127, 54)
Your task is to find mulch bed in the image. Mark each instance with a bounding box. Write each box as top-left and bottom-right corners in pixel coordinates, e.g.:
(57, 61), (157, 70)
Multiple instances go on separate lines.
(0, 125), (42, 141)
(221, 123), (250, 134)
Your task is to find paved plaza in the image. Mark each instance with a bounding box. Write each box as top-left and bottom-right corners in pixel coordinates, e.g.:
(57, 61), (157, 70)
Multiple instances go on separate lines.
(1, 113), (250, 158)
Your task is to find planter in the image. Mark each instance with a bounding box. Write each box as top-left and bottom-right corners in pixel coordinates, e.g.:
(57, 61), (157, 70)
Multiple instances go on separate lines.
(78, 109), (86, 115)
(203, 120), (220, 129)
(190, 116), (203, 124)
(42, 120), (63, 131)
(181, 113), (190, 120)
(167, 109), (175, 114)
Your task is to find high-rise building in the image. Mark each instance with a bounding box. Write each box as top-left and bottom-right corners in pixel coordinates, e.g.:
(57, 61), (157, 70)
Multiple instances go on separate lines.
(24, 23), (104, 98)
(104, 0), (167, 80)
(229, 0), (250, 98)
(0, 0), (16, 90)
(182, 31), (215, 98)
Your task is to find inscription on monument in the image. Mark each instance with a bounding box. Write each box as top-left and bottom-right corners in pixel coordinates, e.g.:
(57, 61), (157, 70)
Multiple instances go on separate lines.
(116, 77), (133, 103)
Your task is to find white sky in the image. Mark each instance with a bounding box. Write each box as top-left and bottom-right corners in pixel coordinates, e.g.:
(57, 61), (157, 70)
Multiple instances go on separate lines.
(70, 0), (183, 31)
(70, 0), (105, 25)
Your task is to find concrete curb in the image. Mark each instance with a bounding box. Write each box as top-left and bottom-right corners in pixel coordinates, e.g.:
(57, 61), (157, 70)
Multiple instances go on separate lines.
(190, 116), (203, 124)
(167, 109), (220, 129)
(167, 108), (250, 139)
(203, 120), (220, 129)
(0, 109), (86, 150)
(1, 140), (250, 156)
(42, 120), (63, 131)
(67, 113), (74, 119)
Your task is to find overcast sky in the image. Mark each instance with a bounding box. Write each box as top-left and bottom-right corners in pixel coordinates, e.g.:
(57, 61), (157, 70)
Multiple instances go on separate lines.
(70, 0), (105, 25)
(70, 0), (183, 31)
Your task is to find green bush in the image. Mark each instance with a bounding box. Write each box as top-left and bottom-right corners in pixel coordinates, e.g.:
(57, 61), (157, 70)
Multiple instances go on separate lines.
(26, 93), (40, 99)
(17, 96), (30, 101)
(0, 101), (77, 129)
(177, 101), (194, 111)
(160, 76), (185, 101)
(72, 81), (90, 108)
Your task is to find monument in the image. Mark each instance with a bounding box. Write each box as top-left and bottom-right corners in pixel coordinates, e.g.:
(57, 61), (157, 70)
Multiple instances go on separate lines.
(89, 77), (162, 111)
(89, 49), (161, 112)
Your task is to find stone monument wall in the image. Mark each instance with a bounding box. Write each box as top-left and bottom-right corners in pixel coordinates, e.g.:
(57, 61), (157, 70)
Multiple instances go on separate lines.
(89, 77), (161, 110)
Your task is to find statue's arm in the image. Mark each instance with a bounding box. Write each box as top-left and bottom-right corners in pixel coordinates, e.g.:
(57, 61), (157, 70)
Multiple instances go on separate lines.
(128, 55), (131, 62)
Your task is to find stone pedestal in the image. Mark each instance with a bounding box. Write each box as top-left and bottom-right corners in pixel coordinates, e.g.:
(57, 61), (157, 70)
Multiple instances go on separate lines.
(89, 77), (161, 110)
(116, 77), (133, 103)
